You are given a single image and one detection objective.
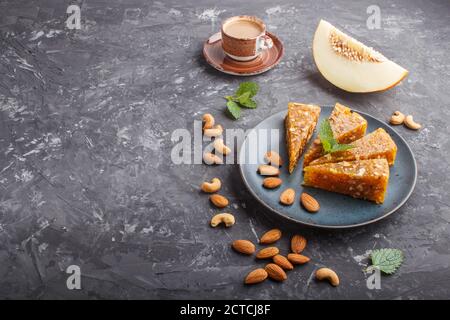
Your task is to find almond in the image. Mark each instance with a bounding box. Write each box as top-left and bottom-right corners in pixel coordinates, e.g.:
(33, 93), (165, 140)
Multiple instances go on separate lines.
(273, 254), (294, 270)
(257, 165), (280, 176)
(244, 268), (268, 284)
(232, 240), (256, 255)
(300, 192), (320, 213)
(264, 151), (282, 167)
(291, 234), (307, 253)
(256, 246), (279, 259)
(287, 253), (310, 265)
(262, 177), (282, 189)
(209, 194), (229, 208)
(280, 188), (295, 205)
(265, 263), (287, 281)
(260, 229), (282, 244)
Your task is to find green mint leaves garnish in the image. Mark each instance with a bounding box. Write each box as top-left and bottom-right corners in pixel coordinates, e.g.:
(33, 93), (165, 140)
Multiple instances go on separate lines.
(369, 248), (404, 275)
(226, 100), (241, 120)
(318, 119), (354, 154)
(225, 82), (259, 119)
(235, 82), (259, 98)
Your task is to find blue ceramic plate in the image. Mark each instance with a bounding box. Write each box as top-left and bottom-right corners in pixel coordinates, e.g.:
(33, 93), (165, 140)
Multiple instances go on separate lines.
(238, 106), (417, 229)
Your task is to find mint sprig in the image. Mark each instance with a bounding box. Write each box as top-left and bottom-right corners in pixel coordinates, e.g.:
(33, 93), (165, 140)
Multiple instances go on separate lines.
(226, 100), (241, 120)
(318, 119), (354, 154)
(368, 248), (404, 275)
(225, 82), (259, 119)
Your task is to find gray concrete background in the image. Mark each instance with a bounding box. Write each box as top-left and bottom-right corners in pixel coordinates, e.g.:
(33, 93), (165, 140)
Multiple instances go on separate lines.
(0, 0), (449, 299)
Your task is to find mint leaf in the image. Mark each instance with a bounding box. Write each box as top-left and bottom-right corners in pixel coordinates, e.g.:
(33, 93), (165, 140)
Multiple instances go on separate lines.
(319, 119), (334, 142)
(370, 248), (404, 275)
(318, 119), (353, 154)
(319, 119), (335, 153)
(237, 91), (251, 104)
(330, 143), (354, 153)
(321, 138), (332, 153)
(239, 98), (257, 109)
(236, 82), (259, 98)
(225, 82), (259, 120)
(226, 100), (241, 120)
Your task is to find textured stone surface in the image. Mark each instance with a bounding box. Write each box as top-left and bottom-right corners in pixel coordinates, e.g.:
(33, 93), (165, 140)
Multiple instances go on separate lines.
(0, 0), (449, 299)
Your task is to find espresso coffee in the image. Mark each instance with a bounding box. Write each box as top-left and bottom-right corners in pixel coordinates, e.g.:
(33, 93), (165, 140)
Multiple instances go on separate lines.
(224, 19), (263, 39)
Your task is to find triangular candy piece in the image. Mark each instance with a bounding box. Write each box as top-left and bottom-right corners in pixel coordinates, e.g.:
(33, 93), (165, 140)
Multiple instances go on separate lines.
(303, 159), (389, 204)
(303, 103), (367, 167)
(285, 103), (321, 174)
(309, 128), (397, 167)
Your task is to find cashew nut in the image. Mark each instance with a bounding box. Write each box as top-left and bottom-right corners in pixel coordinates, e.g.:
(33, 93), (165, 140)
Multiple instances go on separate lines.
(404, 115), (422, 130)
(203, 152), (223, 165)
(202, 113), (215, 130)
(210, 213), (235, 227)
(204, 125), (223, 137)
(213, 138), (231, 155)
(201, 178), (221, 193)
(315, 268), (340, 287)
(390, 111), (405, 125)
(258, 165), (280, 176)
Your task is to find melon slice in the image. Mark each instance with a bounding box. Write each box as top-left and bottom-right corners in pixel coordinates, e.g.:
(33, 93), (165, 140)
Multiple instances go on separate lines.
(312, 20), (408, 93)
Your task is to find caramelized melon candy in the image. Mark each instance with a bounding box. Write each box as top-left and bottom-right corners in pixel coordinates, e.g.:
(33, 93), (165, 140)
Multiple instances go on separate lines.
(309, 128), (397, 167)
(303, 103), (368, 167)
(285, 103), (321, 173)
(303, 159), (390, 204)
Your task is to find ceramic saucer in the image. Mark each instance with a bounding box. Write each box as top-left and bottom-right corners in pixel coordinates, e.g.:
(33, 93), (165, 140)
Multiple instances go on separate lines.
(203, 32), (284, 76)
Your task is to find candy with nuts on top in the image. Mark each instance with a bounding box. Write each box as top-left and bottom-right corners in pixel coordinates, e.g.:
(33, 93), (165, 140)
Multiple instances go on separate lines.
(285, 102), (321, 173)
(308, 128), (397, 167)
(303, 159), (390, 204)
(303, 103), (367, 167)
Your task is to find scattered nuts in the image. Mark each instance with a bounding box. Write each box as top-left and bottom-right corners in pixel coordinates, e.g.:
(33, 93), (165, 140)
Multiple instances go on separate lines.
(210, 213), (235, 227)
(291, 235), (307, 253)
(273, 254), (294, 271)
(260, 229), (282, 244)
(204, 124), (223, 137)
(244, 268), (268, 285)
(213, 138), (231, 155)
(389, 111), (405, 125)
(257, 165), (280, 176)
(404, 115), (422, 130)
(265, 263), (287, 281)
(264, 151), (283, 167)
(300, 192), (320, 213)
(200, 178), (221, 193)
(256, 247), (279, 259)
(203, 152), (223, 165)
(287, 253), (310, 265)
(209, 194), (229, 208)
(315, 267), (340, 287)
(262, 177), (282, 189)
(232, 240), (256, 255)
(202, 113), (215, 130)
(280, 188), (295, 205)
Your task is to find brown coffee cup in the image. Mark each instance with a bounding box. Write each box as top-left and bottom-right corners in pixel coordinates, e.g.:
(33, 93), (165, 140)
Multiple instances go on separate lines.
(221, 15), (273, 62)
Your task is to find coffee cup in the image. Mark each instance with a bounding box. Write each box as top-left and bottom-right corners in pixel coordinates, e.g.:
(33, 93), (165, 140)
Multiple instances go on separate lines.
(221, 15), (273, 62)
